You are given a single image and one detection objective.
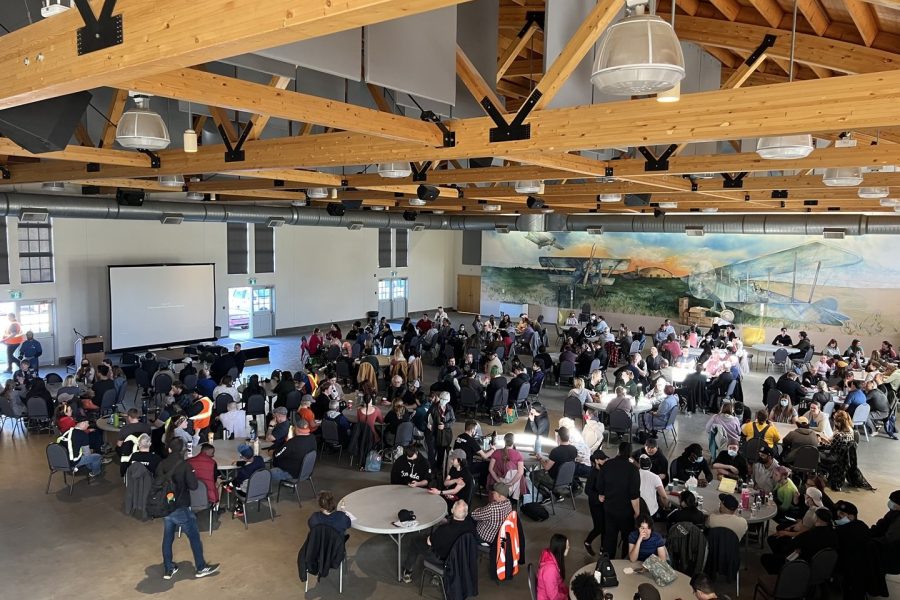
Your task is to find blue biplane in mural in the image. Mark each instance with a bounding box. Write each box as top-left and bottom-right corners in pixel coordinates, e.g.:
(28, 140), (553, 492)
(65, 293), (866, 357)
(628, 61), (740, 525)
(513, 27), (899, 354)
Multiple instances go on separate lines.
(687, 241), (862, 325)
(538, 244), (631, 290)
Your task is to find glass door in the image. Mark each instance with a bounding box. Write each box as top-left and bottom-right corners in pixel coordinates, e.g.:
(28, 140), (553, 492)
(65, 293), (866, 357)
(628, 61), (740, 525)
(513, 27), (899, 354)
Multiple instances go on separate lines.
(391, 278), (408, 320)
(251, 287), (274, 337)
(378, 279), (393, 319)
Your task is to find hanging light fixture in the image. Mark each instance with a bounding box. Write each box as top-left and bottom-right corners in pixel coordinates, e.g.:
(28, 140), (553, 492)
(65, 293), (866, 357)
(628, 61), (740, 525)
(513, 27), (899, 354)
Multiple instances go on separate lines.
(41, 182), (66, 192)
(482, 204), (502, 212)
(409, 198), (427, 207)
(597, 194), (622, 203)
(701, 207), (718, 213)
(514, 180), (543, 194)
(41, 0), (72, 17)
(158, 174), (185, 188)
(656, 82), (680, 103)
(879, 198), (897, 207)
(116, 95), (171, 150)
(591, 0), (685, 96)
(306, 188), (329, 199)
(756, 1), (814, 160)
(823, 167), (863, 187)
(185, 191), (206, 201)
(183, 101), (198, 153)
(377, 162), (412, 179)
(858, 186), (889, 199)
(658, 201), (678, 209)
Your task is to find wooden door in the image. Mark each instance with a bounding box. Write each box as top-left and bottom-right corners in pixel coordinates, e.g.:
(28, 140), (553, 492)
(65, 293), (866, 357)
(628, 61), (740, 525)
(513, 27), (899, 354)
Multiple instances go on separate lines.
(457, 275), (481, 314)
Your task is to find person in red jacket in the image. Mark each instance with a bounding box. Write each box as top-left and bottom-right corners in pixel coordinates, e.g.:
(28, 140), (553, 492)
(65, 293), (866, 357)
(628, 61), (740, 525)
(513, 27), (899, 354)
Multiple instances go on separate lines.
(536, 533), (569, 600)
(187, 443), (220, 505)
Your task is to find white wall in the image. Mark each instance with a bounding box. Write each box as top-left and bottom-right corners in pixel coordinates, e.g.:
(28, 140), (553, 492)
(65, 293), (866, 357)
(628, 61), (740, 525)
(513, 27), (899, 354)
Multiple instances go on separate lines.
(0, 218), (460, 360)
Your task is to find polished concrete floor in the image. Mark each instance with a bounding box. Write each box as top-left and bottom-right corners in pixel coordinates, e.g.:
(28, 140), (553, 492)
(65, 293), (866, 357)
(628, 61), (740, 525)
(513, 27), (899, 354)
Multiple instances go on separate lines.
(2, 319), (898, 599)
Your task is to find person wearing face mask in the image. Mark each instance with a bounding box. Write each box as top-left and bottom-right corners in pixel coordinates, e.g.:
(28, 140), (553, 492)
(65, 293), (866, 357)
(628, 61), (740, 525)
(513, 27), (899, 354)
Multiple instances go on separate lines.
(752, 445), (779, 493)
(871, 490), (900, 543)
(672, 443), (713, 482)
(761, 508), (837, 575)
(831, 501), (875, 599)
(768, 393), (798, 424)
(711, 438), (749, 480)
(767, 487), (825, 554)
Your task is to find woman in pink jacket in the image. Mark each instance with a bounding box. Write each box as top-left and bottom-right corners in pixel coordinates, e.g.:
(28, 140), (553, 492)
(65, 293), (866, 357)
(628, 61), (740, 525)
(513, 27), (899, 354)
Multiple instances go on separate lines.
(536, 533), (569, 600)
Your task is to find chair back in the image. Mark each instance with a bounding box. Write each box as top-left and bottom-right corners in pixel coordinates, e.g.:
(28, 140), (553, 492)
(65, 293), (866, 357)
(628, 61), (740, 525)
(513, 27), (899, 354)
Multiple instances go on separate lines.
(115, 380), (129, 409)
(45, 373), (63, 384)
(553, 460), (576, 487)
(772, 348), (789, 365)
(765, 388), (783, 410)
(808, 548), (838, 587)
(214, 393), (232, 413)
(246, 394), (266, 416)
(0, 397), (18, 418)
(244, 469), (272, 503)
(559, 360), (575, 378)
(772, 559), (812, 599)
(459, 387), (479, 409)
(742, 437), (764, 462)
(822, 401), (835, 417)
(515, 382), (531, 406)
(27, 397), (49, 419)
(100, 388), (117, 414)
(563, 395), (583, 421)
(791, 445), (820, 471)
(320, 419), (341, 446)
(629, 340), (642, 355)
(851, 403), (870, 425)
(526, 563), (537, 600)
(46, 443), (71, 471)
(155, 374), (173, 395)
(182, 373), (198, 391)
(351, 343), (363, 359)
(298, 451), (318, 481)
(335, 360), (351, 379)
(190, 480), (210, 511)
(395, 421), (415, 448)
(663, 407), (678, 431)
(301, 524), (347, 570)
(285, 390), (302, 412)
(800, 348), (814, 363)
(491, 388), (508, 411)
(325, 345), (341, 362)
(706, 527), (741, 579)
(495, 345), (506, 361)
(725, 379), (737, 398)
(608, 408), (632, 433)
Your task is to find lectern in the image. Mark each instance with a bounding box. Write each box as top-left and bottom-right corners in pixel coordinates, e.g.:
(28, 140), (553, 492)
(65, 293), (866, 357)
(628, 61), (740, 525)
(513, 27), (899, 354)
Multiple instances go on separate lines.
(74, 335), (105, 365)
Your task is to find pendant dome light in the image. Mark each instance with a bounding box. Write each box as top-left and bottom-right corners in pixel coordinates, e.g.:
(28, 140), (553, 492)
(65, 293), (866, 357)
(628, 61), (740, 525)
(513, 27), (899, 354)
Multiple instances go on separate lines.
(597, 194), (622, 203)
(116, 95), (171, 151)
(306, 188), (329, 199)
(591, 0), (685, 96)
(159, 174), (185, 188)
(183, 101), (198, 153)
(41, 0), (72, 17)
(377, 162), (412, 179)
(858, 187), (889, 199)
(822, 167), (863, 187)
(514, 180), (543, 194)
(756, 0), (814, 160)
(41, 182), (66, 192)
(879, 198), (897, 207)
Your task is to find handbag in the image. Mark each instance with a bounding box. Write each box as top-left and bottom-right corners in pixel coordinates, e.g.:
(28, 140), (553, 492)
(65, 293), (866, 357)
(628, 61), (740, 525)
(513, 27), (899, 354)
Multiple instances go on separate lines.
(594, 552), (618, 587)
(364, 450), (382, 472)
(642, 554), (677, 586)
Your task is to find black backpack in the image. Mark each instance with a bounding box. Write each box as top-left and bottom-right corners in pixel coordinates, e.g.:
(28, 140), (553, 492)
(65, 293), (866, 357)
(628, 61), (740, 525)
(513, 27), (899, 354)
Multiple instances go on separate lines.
(594, 552), (619, 587)
(146, 464), (179, 519)
(519, 502), (549, 522)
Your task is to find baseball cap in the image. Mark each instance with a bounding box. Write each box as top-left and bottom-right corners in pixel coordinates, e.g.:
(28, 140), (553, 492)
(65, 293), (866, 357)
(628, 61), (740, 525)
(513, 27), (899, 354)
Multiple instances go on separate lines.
(815, 508), (834, 524)
(557, 417), (576, 431)
(398, 509), (416, 523)
(758, 445), (774, 456)
(591, 449), (609, 461)
(493, 482), (510, 498)
(718, 493), (739, 511)
(449, 449), (467, 463)
(805, 487), (824, 507)
(273, 407), (288, 416)
(795, 416), (809, 426)
(639, 455), (652, 470)
(237, 443), (254, 458)
(834, 500), (858, 516)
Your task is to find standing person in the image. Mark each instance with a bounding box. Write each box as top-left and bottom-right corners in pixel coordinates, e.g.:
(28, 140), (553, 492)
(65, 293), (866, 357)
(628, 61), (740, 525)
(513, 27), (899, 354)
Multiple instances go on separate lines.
(536, 533), (569, 600)
(428, 391), (456, 472)
(157, 437), (220, 580)
(598, 442), (641, 558)
(1, 313), (25, 373)
(17, 331), (42, 375)
(584, 449), (609, 556)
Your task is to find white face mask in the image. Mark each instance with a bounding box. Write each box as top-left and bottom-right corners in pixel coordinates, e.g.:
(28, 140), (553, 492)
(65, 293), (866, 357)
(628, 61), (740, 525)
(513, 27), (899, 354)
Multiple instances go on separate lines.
(890, 500), (898, 511)
(835, 517), (850, 526)
(727, 449), (738, 457)
(780, 400), (789, 407)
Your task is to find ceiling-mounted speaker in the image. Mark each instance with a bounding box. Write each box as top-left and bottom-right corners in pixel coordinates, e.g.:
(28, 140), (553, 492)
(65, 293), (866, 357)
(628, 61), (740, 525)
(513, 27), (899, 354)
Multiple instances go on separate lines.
(342, 200), (363, 210)
(0, 91), (92, 153)
(624, 193), (650, 207)
(116, 188), (145, 206)
(326, 203), (345, 217)
(526, 196), (545, 209)
(403, 210), (417, 222)
(416, 184), (440, 202)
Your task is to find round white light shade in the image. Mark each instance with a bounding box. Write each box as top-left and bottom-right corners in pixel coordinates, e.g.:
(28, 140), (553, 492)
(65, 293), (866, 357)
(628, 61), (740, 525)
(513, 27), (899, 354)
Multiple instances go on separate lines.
(514, 180), (542, 194)
(823, 167), (863, 187)
(879, 198), (897, 207)
(185, 191), (206, 201)
(378, 162), (412, 179)
(482, 204), (502, 212)
(41, 0), (72, 17)
(597, 194), (622, 203)
(409, 198), (427, 206)
(658, 202), (678, 208)
(701, 207), (718, 213)
(41, 182), (66, 192)
(591, 15), (685, 96)
(756, 135), (814, 160)
(116, 97), (170, 150)
(158, 174), (185, 188)
(306, 188), (329, 199)
(858, 186), (889, 199)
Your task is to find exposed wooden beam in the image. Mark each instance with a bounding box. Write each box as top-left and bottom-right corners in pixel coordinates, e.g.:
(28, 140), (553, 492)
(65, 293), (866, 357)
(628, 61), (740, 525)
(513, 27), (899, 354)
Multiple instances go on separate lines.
(0, 138), (153, 168)
(456, 46), (506, 112)
(843, 0), (879, 46)
(808, 65), (834, 78)
(0, 0), (471, 110)
(675, 16), (899, 74)
(125, 69), (446, 146)
(746, 0), (783, 28)
(497, 21), (539, 83)
(208, 106), (239, 144)
(675, 0), (701, 16)
(245, 75), (293, 141)
(224, 169), (344, 187)
(69, 178), (175, 192)
(703, 46), (741, 68)
(100, 89), (130, 149)
(796, 0), (830, 35)
(707, 0), (741, 20)
(73, 122), (93, 147)
(366, 84), (395, 115)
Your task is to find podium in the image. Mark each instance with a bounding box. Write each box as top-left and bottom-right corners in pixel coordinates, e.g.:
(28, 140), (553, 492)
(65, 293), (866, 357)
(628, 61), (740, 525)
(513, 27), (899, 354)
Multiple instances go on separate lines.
(75, 335), (105, 366)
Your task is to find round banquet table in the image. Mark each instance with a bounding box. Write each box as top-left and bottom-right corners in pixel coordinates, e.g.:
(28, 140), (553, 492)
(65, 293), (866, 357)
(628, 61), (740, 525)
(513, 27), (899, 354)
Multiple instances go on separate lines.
(190, 437), (271, 471)
(750, 343), (786, 369)
(667, 479), (776, 547)
(568, 559), (695, 599)
(340, 485), (447, 581)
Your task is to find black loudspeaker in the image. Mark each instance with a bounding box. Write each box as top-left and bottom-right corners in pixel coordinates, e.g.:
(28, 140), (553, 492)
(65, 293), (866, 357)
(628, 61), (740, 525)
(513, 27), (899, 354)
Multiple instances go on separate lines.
(416, 184), (440, 202)
(116, 188), (145, 206)
(403, 210), (417, 222)
(526, 196), (545, 209)
(0, 91), (93, 153)
(342, 200), (363, 210)
(326, 203), (345, 217)
(624, 193), (650, 207)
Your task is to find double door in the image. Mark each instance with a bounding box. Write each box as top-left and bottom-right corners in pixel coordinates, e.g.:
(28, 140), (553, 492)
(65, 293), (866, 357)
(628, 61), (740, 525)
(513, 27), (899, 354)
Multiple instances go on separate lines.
(378, 278), (408, 320)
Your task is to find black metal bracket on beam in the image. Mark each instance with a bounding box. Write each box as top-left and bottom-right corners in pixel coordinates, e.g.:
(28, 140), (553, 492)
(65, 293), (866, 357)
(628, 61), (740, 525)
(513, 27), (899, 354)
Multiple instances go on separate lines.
(517, 11), (545, 37)
(745, 34), (777, 66)
(484, 89), (542, 143)
(771, 190), (788, 199)
(74, 0), (123, 56)
(410, 161), (433, 182)
(419, 111), (455, 148)
(0, 166), (9, 179)
(637, 144), (678, 172)
(273, 180), (285, 188)
(605, 167), (614, 178)
(137, 149), (160, 169)
(218, 122), (254, 163)
(86, 162), (100, 173)
(81, 185), (101, 195)
(721, 172), (748, 189)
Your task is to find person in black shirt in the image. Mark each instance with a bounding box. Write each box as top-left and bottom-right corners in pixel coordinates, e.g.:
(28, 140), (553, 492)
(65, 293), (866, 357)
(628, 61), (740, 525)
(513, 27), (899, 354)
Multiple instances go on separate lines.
(666, 489), (707, 528)
(431, 449), (474, 506)
(772, 328), (793, 347)
(584, 449), (609, 556)
(391, 445), (433, 488)
(128, 433), (162, 475)
(761, 508), (837, 574)
(712, 439), (749, 480)
(533, 427), (578, 493)
(270, 422), (317, 482)
(598, 442), (641, 558)
(400, 499), (476, 583)
(266, 407), (290, 454)
(158, 437), (219, 580)
(672, 443), (713, 482)
(776, 371), (808, 406)
(631, 439), (669, 483)
(833, 501), (874, 600)
(507, 366), (530, 404)
(453, 420), (495, 490)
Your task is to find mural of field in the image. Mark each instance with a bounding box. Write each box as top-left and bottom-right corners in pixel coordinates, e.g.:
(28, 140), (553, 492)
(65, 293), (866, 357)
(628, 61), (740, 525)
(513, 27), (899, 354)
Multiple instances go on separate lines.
(481, 231), (900, 336)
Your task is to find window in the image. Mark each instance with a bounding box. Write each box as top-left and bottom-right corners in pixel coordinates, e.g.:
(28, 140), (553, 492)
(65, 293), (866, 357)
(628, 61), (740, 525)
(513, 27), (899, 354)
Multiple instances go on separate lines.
(378, 228), (392, 268)
(18, 302), (52, 334)
(252, 287), (272, 312)
(254, 224), (275, 273)
(226, 223), (249, 275)
(0, 219), (9, 284)
(378, 279), (391, 301)
(18, 222), (54, 283)
(392, 278), (407, 299)
(395, 229), (408, 268)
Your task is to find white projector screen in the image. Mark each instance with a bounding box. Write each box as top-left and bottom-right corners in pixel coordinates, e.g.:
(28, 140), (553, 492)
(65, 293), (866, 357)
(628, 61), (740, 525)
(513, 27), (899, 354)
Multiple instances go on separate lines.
(109, 264), (216, 351)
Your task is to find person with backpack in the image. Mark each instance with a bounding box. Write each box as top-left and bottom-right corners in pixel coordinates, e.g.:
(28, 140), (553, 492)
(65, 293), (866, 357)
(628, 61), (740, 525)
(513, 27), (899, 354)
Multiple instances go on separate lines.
(741, 409), (782, 449)
(155, 437), (219, 580)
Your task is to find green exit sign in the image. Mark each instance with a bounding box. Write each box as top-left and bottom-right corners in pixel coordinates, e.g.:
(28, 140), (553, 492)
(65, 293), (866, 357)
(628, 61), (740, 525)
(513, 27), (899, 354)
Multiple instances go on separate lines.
(248, 278), (257, 285)
(9, 290), (22, 300)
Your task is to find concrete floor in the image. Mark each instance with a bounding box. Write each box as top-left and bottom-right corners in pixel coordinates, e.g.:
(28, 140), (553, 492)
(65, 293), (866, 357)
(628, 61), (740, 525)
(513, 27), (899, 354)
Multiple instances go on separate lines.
(2, 317), (898, 599)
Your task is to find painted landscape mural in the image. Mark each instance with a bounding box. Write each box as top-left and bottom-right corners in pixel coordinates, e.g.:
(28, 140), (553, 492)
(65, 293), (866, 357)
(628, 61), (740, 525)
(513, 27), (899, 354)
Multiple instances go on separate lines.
(481, 231), (900, 338)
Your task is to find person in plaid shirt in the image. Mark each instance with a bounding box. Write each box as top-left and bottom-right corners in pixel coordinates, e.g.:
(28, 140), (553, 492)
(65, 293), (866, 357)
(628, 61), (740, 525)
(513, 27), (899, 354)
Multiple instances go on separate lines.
(471, 482), (512, 543)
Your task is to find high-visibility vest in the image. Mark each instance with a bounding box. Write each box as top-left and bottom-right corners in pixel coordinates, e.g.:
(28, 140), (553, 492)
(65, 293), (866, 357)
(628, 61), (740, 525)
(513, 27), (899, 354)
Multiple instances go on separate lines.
(57, 428), (83, 462)
(4, 322), (24, 345)
(190, 397), (213, 430)
(120, 434), (142, 464)
(495, 511), (520, 580)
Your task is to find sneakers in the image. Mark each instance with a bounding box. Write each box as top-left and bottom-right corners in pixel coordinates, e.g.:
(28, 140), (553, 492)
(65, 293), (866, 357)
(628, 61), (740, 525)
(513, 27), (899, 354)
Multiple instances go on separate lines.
(233, 509), (245, 519)
(163, 566), (179, 580)
(101, 456), (114, 465)
(88, 471), (101, 479)
(401, 570), (413, 584)
(584, 541), (596, 557)
(195, 564), (220, 578)
(223, 483), (234, 493)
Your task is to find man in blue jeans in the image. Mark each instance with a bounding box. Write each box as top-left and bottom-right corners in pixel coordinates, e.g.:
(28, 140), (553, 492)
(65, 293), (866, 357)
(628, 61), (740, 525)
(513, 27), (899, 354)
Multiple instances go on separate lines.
(157, 437), (220, 580)
(58, 421), (103, 477)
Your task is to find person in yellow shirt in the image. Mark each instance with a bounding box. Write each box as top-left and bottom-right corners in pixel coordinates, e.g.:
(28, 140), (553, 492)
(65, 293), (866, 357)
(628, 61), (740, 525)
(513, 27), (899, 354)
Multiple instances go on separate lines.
(741, 409), (782, 448)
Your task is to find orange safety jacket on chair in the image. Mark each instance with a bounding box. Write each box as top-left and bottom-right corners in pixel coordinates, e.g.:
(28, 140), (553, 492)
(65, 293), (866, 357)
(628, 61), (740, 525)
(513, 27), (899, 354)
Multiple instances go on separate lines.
(495, 511), (520, 581)
(190, 396), (213, 430)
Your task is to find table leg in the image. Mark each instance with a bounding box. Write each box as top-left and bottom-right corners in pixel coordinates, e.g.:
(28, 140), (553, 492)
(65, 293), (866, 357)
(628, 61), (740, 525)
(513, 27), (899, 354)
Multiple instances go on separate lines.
(389, 532), (405, 581)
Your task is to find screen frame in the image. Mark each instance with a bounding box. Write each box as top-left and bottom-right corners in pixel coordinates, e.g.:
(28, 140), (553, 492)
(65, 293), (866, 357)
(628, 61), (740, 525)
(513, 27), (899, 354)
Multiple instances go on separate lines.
(107, 262), (217, 353)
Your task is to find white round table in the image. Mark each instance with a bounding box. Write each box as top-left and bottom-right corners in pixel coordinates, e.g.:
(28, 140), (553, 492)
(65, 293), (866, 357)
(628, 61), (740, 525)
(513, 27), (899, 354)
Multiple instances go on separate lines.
(568, 559), (695, 599)
(751, 343), (786, 369)
(191, 437), (270, 471)
(340, 484), (447, 581)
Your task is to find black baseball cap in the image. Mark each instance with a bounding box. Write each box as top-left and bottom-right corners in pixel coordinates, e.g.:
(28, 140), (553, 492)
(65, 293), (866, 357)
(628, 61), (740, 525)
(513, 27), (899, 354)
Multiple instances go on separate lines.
(834, 500), (858, 516)
(719, 493), (739, 511)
